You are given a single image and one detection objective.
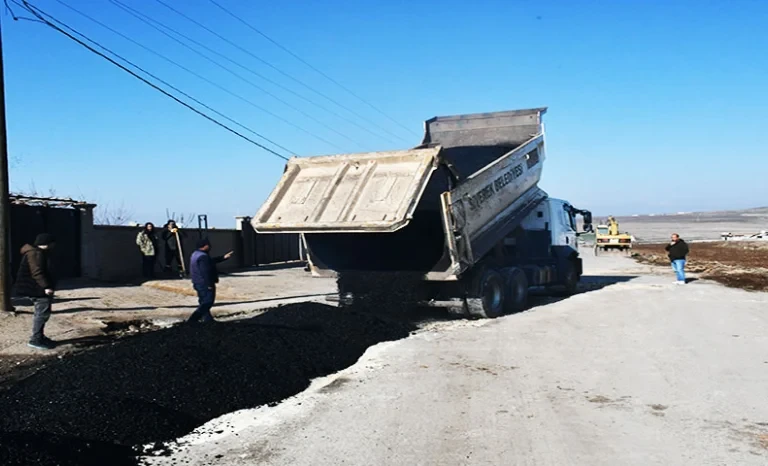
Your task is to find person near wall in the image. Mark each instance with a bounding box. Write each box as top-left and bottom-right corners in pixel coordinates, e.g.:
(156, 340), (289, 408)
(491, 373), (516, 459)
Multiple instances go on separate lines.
(665, 233), (689, 285)
(14, 234), (58, 350)
(136, 222), (159, 279)
(161, 220), (187, 278)
(188, 238), (233, 323)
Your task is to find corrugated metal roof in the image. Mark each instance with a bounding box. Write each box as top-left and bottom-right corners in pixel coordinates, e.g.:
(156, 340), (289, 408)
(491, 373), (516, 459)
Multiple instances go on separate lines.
(9, 194), (95, 208)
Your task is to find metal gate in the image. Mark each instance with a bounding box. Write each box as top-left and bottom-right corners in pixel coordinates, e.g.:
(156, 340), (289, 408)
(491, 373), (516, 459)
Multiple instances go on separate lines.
(254, 233), (300, 266)
(10, 205), (81, 280)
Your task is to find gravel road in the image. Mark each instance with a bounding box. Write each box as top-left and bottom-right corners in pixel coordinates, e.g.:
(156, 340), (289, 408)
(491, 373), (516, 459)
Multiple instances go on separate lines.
(149, 255), (768, 466)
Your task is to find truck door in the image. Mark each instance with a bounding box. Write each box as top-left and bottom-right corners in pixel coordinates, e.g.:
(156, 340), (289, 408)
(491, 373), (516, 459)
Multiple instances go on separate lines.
(550, 200), (577, 249)
(562, 203), (578, 249)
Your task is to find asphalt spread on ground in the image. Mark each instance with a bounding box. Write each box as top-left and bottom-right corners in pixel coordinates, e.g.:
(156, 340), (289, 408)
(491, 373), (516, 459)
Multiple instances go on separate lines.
(0, 302), (415, 466)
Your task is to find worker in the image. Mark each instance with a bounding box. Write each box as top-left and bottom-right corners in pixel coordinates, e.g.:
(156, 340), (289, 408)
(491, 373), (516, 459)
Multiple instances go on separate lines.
(665, 233), (689, 285)
(136, 222), (158, 280)
(14, 234), (57, 350)
(161, 220), (187, 277)
(607, 216), (619, 236)
(188, 238), (233, 323)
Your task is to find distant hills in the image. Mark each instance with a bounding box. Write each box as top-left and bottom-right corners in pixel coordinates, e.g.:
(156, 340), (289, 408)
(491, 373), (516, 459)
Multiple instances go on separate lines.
(607, 207), (767, 243)
(610, 207), (768, 221)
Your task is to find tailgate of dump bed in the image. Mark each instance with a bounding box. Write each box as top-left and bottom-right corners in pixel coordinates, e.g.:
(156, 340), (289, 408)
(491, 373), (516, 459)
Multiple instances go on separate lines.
(252, 148), (440, 233)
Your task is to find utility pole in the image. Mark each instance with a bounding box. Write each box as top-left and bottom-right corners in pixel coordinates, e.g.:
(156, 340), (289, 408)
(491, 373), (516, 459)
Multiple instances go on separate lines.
(0, 22), (12, 313)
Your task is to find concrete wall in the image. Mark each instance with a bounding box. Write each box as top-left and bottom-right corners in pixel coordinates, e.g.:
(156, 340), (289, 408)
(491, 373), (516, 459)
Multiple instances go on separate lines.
(78, 214), (302, 282)
(85, 225), (241, 282)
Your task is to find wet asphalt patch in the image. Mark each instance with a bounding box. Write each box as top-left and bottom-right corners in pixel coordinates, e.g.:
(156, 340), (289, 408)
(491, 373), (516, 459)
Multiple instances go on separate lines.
(0, 302), (414, 465)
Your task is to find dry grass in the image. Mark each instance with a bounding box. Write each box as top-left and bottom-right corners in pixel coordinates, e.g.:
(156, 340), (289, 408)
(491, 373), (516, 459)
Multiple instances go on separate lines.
(632, 242), (768, 292)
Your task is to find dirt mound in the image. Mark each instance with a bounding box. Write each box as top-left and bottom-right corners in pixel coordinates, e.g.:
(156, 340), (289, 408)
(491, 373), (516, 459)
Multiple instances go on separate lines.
(632, 242), (768, 291)
(0, 303), (414, 465)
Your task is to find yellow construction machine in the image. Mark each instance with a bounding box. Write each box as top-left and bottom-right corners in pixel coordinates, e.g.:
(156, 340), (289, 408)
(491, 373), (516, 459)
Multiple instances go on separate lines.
(594, 216), (632, 256)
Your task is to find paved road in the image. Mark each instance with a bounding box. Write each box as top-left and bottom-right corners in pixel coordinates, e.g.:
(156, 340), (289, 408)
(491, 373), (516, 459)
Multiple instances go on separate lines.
(151, 255), (768, 466)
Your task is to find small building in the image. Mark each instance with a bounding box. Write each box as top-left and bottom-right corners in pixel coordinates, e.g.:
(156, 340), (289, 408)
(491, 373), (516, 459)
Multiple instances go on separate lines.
(9, 194), (94, 280)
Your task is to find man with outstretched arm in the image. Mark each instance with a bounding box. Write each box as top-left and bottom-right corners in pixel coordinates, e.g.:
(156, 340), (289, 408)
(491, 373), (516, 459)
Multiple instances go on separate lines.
(188, 238), (233, 323)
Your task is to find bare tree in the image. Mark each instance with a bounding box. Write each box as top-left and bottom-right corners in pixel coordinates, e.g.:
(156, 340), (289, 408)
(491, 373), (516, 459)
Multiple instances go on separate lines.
(94, 201), (135, 226)
(165, 209), (198, 228)
(15, 183), (135, 225)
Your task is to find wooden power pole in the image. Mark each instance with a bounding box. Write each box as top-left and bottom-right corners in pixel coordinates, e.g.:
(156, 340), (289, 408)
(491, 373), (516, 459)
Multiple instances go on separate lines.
(0, 22), (12, 313)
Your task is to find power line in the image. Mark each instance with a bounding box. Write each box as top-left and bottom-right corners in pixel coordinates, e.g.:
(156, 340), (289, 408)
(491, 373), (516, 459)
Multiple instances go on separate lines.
(51, 0), (348, 152)
(3, 0), (41, 23)
(104, 0), (361, 151)
(14, 0), (292, 161)
(151, 0), (412, 145)
(111, 0), (401, 147)
(207, 0), (420, 139)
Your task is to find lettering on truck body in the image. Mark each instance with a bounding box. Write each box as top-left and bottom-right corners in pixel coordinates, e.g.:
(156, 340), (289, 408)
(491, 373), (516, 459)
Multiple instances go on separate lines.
(466, 163), (525, 211)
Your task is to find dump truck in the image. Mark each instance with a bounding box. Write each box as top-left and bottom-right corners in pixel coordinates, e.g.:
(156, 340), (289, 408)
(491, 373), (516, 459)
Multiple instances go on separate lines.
(252, 108), (592, 318)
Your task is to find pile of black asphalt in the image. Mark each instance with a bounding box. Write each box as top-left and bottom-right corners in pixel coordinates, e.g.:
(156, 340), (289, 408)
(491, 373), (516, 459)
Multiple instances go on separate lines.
(0, 302), (415, 466)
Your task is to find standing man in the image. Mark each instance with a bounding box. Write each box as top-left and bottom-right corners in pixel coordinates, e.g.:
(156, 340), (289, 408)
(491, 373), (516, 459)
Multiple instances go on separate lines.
(188, 238), (233, 323)
(665, 233), (689, 285)
(161, 220), (186, 278)
(15, 234), (57, 350)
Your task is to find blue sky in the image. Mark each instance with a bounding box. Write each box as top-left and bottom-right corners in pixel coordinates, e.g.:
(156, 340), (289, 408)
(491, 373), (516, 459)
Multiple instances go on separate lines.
(3, 0), (767, 226)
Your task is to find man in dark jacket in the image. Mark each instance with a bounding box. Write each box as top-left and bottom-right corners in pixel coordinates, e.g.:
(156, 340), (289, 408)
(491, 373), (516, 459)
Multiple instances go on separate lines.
(665, 233), (689, 285)
(188, 238), (233, 323)
(161, 220), (187, 278)
(15, 234), (57, 349)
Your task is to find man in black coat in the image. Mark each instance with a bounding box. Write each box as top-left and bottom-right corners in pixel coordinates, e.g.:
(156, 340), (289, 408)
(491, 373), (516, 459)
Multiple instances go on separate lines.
(15, 233), (57, 350)
(161, 220), (187, 277)
(665, 233), (689, 285)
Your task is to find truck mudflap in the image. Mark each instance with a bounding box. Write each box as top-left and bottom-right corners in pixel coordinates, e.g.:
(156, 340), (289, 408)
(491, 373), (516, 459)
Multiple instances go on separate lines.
(252, 148), (440, 233)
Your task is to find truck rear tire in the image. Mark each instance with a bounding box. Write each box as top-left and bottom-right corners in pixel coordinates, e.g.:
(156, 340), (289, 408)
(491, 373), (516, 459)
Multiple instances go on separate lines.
(465, 267), (505, 319)
(503, 268), (529, 314)
(561, 260), (579, 296)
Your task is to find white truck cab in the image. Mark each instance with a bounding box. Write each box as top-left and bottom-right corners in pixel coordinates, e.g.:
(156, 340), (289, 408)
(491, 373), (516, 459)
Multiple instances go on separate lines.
(520, 198), (579, 251)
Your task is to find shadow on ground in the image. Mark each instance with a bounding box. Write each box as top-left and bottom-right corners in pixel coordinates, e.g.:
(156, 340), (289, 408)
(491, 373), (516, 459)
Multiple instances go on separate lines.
(11, 293), (336, 315)
(523, 274), (638, 310)
(221, 262), (305, 275)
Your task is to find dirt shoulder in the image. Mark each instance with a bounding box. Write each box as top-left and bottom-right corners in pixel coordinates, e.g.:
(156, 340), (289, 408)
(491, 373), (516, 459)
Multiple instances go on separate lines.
(632, 241), (768, 291)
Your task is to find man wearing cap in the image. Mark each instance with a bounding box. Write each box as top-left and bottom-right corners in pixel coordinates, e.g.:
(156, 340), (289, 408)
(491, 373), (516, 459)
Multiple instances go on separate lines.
(15, 233), (58, 350)
(188, 238), (233, 323)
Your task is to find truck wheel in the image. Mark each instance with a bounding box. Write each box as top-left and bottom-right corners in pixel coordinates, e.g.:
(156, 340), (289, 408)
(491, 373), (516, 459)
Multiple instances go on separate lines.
(561, 260), (579, 296)
(503, 268), (528, 314)
(465, 267), (505, 319)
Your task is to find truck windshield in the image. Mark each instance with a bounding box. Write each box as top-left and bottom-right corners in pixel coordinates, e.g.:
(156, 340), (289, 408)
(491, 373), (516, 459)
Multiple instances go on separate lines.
(597, 227), (609, 235)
